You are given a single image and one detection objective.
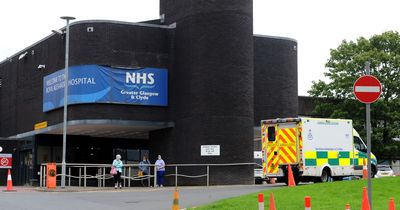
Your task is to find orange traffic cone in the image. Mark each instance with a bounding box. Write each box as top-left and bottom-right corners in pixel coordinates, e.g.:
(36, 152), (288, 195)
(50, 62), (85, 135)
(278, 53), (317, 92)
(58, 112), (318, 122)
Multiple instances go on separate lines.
(345, 203), (350, 210)
(362, 159), (368, 180)
(269, 193), (276, 210)
(389, 197), (395, 210)
(361, 187), (370, 210)
(288, 165), (296, 187)
(172, 188), (180, 210)
(4, 169), (15, 192)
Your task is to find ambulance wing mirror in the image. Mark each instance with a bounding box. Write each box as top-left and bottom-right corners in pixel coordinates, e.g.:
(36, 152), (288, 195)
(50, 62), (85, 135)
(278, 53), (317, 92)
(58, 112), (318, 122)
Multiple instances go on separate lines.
(268, 126), (276, 142)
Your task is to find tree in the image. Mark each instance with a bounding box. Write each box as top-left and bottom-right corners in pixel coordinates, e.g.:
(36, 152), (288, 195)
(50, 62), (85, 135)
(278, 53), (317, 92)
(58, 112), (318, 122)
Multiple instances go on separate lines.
(308, 31), (400, 159)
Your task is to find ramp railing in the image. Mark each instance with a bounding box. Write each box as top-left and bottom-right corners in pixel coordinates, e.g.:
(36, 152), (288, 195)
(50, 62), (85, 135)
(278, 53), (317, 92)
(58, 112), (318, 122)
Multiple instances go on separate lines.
(38, 162), (255, 188)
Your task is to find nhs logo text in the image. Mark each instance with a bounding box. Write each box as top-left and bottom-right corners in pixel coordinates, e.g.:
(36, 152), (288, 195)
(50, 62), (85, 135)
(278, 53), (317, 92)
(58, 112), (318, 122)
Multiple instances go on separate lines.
(126, 72), (155, 85)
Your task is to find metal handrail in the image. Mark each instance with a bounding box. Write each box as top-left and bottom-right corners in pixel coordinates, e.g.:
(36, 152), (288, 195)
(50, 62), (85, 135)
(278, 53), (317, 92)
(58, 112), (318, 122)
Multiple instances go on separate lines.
(39, 162), (256, 188)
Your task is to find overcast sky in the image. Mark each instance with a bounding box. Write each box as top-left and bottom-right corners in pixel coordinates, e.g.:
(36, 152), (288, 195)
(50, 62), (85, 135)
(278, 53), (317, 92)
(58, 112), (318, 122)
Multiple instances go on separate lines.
(1, 0), (399, 95)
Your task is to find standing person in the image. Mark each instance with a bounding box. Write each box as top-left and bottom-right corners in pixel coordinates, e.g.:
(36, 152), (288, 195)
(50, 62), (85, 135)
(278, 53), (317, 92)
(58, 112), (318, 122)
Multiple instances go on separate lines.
(112, 154), (124, 189)
(139, 155), (151, 187)
(155, 155), (166, 187)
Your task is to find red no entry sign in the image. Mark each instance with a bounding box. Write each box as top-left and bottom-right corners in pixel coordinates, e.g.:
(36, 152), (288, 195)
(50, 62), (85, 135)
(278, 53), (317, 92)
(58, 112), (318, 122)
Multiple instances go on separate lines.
(353, 75), (382, 104)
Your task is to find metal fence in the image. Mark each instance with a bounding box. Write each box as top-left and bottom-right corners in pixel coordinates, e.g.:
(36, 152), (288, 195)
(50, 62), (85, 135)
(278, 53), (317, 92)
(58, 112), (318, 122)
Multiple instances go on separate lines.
(39, 162), (255, 188)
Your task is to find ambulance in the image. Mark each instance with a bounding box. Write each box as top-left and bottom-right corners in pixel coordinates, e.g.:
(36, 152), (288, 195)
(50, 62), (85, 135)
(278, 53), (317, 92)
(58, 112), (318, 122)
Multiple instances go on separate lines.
(261, 117), (377, 184)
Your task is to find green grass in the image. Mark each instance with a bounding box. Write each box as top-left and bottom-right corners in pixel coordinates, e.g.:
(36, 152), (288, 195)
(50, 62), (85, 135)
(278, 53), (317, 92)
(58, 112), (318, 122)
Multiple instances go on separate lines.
(189, 177), (400, 210)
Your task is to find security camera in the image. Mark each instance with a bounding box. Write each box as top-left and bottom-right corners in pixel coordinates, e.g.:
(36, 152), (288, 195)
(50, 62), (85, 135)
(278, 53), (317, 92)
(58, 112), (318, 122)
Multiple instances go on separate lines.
(18, 52), (28, 60)
(37, 64), (46, 70)
(51, 29), (64, 35)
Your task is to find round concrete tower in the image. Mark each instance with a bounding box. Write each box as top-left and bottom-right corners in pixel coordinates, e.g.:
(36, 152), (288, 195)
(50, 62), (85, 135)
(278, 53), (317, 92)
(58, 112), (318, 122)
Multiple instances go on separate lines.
(154, 0), (254, 184)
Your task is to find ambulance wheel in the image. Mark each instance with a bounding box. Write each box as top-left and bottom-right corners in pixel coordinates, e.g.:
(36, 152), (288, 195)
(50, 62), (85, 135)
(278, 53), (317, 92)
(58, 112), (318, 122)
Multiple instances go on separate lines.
(294, 175), (300, 185)
(255, 178), (263, 184)
(320, 168), (331, 182)
(315, 168), (331, 183)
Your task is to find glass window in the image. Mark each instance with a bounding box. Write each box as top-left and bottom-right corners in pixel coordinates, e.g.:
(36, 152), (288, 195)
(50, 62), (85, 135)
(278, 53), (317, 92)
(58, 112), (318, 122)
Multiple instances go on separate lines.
(140, 150), (149, 160)
(268, 126), (276, 142)
(127, 149), (140, 162)
(354, 136), (367, 153)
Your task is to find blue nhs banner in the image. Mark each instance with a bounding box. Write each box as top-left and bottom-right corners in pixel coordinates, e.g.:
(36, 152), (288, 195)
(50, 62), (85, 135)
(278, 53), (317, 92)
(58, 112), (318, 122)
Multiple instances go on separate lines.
(43, 65), (168, 112)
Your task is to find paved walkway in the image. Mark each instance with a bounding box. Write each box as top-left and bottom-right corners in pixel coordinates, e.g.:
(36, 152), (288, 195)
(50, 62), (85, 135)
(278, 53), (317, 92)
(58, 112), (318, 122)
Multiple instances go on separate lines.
(0, 184), (284, 210)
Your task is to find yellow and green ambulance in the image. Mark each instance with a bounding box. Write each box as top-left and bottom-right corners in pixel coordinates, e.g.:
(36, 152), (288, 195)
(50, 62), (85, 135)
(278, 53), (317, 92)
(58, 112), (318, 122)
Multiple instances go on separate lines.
(261, 117), (377, 184)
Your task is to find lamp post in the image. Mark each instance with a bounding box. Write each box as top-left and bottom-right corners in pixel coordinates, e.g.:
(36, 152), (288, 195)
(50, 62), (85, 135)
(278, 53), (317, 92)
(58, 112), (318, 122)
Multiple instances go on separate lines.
(60, 16), (75, 188)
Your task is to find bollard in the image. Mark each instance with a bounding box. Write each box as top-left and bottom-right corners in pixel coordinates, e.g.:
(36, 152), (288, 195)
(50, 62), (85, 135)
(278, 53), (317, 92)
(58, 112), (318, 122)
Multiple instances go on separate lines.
(345, 203), (350, 210)
(305, 196), (311, 210)
(258, 194), (264, 210)
(389, 197), (395, 210)
(172, 188), (180, 210)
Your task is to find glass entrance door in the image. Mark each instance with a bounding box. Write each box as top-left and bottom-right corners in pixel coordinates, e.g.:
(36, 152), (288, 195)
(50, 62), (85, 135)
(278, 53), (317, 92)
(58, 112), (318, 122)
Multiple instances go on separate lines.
(19, 150), (33, 185)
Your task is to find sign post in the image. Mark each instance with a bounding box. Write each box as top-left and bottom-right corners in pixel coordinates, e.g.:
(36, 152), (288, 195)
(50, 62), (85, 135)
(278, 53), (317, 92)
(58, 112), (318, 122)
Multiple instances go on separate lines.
(353, 62), (382, 207)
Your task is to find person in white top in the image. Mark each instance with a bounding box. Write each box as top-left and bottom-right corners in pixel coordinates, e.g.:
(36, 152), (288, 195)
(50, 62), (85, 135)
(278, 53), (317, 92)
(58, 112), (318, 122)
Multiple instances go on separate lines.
(155, 155), (166, 187)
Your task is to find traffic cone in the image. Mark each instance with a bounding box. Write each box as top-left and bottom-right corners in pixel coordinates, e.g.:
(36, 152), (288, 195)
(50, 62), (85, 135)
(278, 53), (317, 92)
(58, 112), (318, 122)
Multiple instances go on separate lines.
(361, 187), (370, 210)
(305, 196), (311, 210)
(288, 165), (296, 187)
(269, 193), (276, 210)
(345, 203), (350, 210)
(172, 188), (179, 210)
(388, 197), (395, 210)
(362, 159), (368, 180)
(4, 169), (16, 192)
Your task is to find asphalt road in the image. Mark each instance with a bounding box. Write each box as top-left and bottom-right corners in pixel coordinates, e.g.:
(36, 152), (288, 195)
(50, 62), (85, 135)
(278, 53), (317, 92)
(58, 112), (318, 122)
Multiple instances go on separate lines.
(0, 184), (283, 210)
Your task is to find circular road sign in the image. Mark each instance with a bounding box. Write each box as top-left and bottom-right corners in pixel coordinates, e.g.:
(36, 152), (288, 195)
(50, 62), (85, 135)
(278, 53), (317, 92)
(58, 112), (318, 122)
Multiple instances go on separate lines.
(353, 75), (382, 104)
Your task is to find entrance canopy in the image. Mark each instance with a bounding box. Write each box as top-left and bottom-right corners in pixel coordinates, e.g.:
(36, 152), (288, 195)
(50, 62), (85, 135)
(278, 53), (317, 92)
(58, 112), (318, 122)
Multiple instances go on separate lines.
(10, 119), (174, 139)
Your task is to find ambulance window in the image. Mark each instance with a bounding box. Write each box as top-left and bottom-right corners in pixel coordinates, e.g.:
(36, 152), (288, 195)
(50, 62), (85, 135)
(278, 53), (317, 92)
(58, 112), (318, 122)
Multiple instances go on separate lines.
(354, 136), (367, 153)
(268, 126), (276, 141)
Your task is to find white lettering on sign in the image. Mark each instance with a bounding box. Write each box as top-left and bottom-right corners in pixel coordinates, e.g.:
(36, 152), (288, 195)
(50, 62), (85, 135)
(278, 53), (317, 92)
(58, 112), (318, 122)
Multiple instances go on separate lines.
(120, 90), (160, 101)
(355, 86), (380, 93)
(45, 74), (96, 94)
(126, 72), (155, 85)
(201, 145), (220, 156)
